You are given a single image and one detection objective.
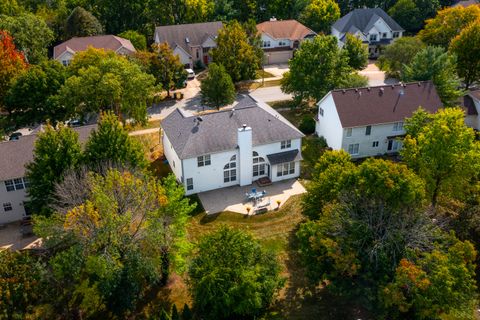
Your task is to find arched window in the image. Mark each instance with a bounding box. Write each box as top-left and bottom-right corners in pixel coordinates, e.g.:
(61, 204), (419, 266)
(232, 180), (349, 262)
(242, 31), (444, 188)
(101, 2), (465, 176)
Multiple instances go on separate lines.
(224, 155), (237, 183)
(252, 151), (266, 177)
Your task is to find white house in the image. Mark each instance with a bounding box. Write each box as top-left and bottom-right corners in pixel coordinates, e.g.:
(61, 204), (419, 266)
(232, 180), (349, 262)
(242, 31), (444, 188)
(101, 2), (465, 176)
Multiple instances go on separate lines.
(331, 8), (404, 58)
(154, 22), (223, 69)
(53, 35), (136, 66)
(0, 125), (95, 224)
(161, 95), (304, 195)
(315, 82), (442, 158)
(256, 19), (316, 64)
(463, 90), (480, 129)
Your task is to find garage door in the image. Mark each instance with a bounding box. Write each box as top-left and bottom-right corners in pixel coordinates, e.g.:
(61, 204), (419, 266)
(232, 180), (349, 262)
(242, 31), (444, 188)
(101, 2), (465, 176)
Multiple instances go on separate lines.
(266, 51), (292, 64)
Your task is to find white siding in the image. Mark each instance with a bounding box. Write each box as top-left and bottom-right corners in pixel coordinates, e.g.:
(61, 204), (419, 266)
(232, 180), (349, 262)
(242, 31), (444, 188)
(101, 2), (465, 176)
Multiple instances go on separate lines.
(162, 132), (183, 182)
(55, 51), (74, 65)
(465, 97), (480, 130)
(341, 122), (404, 158)
(260, 33), (291, 49)
(0, 180), (28, 224)
(315, 93), (343, 149)
(173, 47), (192, 67)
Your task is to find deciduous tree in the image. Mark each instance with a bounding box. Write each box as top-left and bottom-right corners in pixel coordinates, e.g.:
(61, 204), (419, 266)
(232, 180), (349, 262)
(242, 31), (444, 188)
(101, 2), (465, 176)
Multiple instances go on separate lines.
(0, 13), (54, 64)
(418, 5), (480, 48)
(83, 112), (148, 169)
(377, 36), (425, 78)
(5, 60), (68, 128)
(342, 33), (368, 70)
(211, 20), (261, 82)
(388, 0), (421, 32)
(189, 226), (284, 319)
(200, 62), (235, 109)
(150, 42), (187, 97)
(65, 6), (103, 39)
(402, 46), (463, 106)
(118, 29), (146, 50)
(402, 108), (480, 207)
(450, 20), (480, 89)
(281, 35), (351, 102)
(299, 0), (340, 33)
(26, 124), (82, 216)
(57, 47), (156, 123)
(0, 30), (26, 108)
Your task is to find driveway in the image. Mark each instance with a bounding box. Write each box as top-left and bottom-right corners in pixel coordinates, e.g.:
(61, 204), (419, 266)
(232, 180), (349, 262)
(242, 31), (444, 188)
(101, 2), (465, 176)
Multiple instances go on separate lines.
(250, 86), (292, 103)
(359, 61), (398, 86)
(198, 179), (306, 215)
(264, 64), (289, 77)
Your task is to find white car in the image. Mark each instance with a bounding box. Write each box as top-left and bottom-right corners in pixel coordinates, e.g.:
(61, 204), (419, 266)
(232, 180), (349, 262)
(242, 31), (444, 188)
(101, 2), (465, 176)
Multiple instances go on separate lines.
(186, 68), (195, 80)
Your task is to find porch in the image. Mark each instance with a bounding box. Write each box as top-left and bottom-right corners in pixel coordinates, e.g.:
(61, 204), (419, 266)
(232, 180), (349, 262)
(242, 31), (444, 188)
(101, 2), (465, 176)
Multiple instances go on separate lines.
(198, 179), (306, 215)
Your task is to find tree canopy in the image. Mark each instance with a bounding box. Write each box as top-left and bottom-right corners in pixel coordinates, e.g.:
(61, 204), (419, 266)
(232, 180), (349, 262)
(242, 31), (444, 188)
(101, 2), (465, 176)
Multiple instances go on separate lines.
(118, 29), (146, 50)
(450, 20), (480, 89)
(0, 30), (26, 109)
(65, 6), (103, 39)
(342, 33), (368, 70)
(298, 0), (340, 34)
(200, 62), (236, 109)
(189, 226), (284, 319)
(281, 35), (352, 102)
(0, 12), (54, 64)
(377, 37), (425, 78)
(211, 20), (261, 82)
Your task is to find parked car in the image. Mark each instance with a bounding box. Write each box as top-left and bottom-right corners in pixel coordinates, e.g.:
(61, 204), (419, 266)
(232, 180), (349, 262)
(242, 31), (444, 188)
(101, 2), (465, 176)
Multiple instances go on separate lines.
(186, 68), (195, 80)
(67, 119), (83, 127)
(9, 132), (22, 140)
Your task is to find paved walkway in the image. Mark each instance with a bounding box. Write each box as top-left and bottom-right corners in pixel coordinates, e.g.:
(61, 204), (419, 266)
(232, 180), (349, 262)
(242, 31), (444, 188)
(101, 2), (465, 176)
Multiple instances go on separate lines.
(198, 179), (306, 215)
(0, 222), (40, 251)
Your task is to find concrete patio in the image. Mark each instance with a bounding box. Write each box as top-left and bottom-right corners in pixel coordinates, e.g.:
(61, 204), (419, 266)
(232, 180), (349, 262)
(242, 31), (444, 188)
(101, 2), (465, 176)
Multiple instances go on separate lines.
(198, 179), (306, 215)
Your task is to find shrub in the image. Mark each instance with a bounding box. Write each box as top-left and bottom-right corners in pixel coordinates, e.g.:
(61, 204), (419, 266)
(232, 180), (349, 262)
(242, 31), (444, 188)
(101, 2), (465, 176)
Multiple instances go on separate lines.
(299, 115), (316, 134)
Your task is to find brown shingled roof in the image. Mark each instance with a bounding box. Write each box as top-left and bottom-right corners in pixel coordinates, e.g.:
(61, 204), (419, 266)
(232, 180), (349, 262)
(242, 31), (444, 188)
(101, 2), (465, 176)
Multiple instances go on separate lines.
(330, 81), (442, 128)
(0, 125), (96, 181)
(256, 19), (316, 40)
(53, 35), (136, 59)
(452, 0), (479, 7)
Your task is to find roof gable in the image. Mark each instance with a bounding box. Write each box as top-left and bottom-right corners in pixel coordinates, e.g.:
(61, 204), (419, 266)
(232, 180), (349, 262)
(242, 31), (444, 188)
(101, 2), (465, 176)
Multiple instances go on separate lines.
(256, 19), (316, 40)
(154, 21), (223, 56)
(54, 35), (136, 59)
(161, 95), (304, 159)
(329, 81), (442, 128)
(332, 8), (404, 34)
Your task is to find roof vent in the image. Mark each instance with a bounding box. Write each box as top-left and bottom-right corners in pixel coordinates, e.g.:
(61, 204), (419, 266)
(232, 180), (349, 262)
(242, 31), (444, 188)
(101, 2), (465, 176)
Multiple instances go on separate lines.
(367, 87), (371, 91)
(379, 88), (384, 96)
(196, 116), (203, 125)
(355, 88), (358, 92)
(399, 89), (405, 96)
(342, 89), (346, 94)
(418, 82), (422, 86)
(242, 124), (247, 130)
(391, 84), (395, 89)
(185, 37), (190, 43)
(230, 108), (235, 117)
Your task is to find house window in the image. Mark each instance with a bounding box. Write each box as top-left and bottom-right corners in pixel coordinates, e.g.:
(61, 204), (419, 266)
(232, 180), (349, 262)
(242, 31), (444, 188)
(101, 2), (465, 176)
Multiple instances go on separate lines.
(280, 140), (291, 149)
(393, 122), (404, 132)
(370, 34), (377, 41)
(277, 162), (295, 177)
(14, 178), (24, 190)
(393, 32), (400, 38)
(202, 47), (210, 54)
(197, 155), (211, 167)
(319, 108), (324, 117)
(365, 125), (371, 136)
(262, 40), (271, 47)
(279, 40), (287, 46)
(372, 141), (379, 147)
(186, 178), (193, 191)
(388, 139), (400, 151)
(62, 60), (70, 66)
(252, 152), (266, 177)
(382, 33), (387, 38)
(3, 202), (12, 212)
(23, 178), (30, 189)
(223, 155), (237, 183)
(346, 128), (352, 137)
(4, 180), (15, 192)
(348, 143), (359, 155)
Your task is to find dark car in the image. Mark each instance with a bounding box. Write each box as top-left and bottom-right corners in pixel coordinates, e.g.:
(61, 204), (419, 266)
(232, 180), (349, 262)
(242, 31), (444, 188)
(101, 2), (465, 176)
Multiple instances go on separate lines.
(9, 132), (22, 140)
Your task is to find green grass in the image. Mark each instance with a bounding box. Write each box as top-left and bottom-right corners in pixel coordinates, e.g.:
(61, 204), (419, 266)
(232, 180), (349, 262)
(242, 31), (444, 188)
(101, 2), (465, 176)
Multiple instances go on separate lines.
(126, 119), (161, 132)
(277, 106), (317, 128)
(256, 69), (276, 79)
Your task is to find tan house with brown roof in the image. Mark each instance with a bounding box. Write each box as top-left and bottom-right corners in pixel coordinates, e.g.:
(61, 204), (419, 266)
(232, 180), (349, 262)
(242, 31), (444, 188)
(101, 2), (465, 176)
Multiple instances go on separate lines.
(315, 81), (442, 158)
(53, 35), (136, 66)
(256, 19), (316, 64)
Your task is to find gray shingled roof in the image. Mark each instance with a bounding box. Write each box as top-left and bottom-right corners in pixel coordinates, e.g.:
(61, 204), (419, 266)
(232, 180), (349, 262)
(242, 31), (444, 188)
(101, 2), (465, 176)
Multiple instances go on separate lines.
(161, 95), (304, 159)
(0, 125), (96, 181)
(154, 22), (223, 57)
(333, 8), (404, 34)
(267, 149), (302, 165)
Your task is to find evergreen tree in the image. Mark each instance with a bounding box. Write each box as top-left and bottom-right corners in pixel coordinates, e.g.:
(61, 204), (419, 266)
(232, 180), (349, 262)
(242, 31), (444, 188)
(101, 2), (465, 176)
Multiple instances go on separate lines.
(65, 7), (103, 39)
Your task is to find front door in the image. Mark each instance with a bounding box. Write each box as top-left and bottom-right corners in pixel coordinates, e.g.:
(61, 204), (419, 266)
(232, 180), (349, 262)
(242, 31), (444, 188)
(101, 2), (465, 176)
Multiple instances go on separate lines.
(203, 55), (209, 65)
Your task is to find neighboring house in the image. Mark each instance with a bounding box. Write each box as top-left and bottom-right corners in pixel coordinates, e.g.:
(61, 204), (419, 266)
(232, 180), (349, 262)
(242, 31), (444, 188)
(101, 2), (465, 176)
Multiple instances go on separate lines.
(0, 125), (95, 224)
(161, 95), (304, 195)
(331, 8), (404, 58)
(462, 90), (480, 129)
(53, 35), (136, 66)
(315, 81), (442, 158)
(256, 18), (316, 64)
(154, 21), (223, 69)
(452, 0), (479, 7)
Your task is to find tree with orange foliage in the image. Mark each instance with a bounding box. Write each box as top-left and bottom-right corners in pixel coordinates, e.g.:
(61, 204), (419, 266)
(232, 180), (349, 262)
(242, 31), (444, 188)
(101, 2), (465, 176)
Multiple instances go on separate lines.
(0, 30), (27, 108)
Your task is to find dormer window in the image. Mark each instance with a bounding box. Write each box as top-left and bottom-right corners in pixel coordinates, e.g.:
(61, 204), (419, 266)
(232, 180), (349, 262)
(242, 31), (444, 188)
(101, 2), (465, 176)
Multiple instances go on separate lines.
(185, 37), (190, 43)
(370, 34), (377, 41)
